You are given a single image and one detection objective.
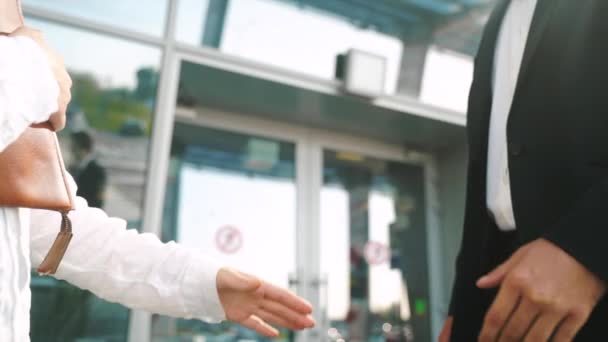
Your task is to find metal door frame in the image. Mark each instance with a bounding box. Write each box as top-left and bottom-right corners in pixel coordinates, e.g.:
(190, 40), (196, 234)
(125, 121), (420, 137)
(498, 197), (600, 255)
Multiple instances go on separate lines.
(169, 100), (445, 342)
(138, 48), (447, 342)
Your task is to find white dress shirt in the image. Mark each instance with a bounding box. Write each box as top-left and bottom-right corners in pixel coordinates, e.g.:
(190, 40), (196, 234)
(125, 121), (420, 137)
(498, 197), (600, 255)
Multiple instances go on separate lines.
(0, 36), (224, 341)
(486, 0), (538, 231)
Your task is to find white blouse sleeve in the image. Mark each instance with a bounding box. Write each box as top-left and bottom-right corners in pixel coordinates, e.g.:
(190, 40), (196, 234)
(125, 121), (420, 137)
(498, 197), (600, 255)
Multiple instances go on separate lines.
(0, 35), (59, 152)
(28, 174), (226, 323)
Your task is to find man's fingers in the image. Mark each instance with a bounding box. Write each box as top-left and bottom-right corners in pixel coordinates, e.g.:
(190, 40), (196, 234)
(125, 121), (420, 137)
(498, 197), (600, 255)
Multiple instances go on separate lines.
(497, 298), (539, 342)
(523, 311), (564, 342)
(551, 307), (591, 342)
(257, 308), (302, 330)
(479, 284), (520, 342)
(261, 299), (315, 328)
(264, 282), (313, 314)
(477, 252), (523, 289)
(241, 315), (280, 338)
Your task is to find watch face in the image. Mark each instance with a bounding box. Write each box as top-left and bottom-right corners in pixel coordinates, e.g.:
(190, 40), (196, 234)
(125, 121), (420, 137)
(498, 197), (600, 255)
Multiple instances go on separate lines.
(0, 0), (24, 34)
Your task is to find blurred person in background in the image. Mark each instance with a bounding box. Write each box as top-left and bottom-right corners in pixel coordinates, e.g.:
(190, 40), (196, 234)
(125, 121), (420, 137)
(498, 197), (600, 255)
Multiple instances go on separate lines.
(440, 1), (608, 341)
(0, 1), (315, 341)
(69, 131), (107, 209)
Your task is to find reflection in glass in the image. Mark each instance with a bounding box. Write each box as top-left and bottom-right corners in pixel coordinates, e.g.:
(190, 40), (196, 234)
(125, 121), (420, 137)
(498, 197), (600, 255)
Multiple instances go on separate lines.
(177, 0), (402, 93)
(154, 122), (297, 342)
(321, 151), (429, 342)
(25, 18), (161, 342)
(29, 18), (161, 225)
(23, 0), (168, 36)
(175, 0), (210, 45)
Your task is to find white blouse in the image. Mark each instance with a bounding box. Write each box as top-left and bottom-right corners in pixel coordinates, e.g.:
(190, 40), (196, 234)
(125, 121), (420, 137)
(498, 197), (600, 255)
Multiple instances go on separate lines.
(0, 35), (224, 342)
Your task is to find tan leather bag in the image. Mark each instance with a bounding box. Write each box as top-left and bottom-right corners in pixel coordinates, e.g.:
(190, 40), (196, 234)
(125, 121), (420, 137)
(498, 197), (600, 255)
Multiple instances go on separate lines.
(0, 0), (75, 275)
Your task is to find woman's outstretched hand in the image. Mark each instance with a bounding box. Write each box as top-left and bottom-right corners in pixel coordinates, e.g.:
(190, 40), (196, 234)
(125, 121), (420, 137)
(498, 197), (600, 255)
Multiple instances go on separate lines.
(217, 268), (315, 337)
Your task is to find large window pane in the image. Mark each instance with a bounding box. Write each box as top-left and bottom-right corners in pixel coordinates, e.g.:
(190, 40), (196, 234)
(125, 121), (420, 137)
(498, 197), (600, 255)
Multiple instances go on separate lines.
(26, 18), (161, 342)
(177, 0), (402, 94)
(154, 122), (297, 341)
(175, 0), (210, 45)
(23, 0), (168, 36)
(321, 151), (430, 342)
(174, 0), (498, 114)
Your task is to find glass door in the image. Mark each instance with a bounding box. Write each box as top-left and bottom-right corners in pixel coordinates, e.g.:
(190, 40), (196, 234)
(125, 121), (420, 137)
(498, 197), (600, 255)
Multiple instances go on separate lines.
(319, 149), (431, 342)
(146, 54), (439, 342)
(152, 121), (300, 342)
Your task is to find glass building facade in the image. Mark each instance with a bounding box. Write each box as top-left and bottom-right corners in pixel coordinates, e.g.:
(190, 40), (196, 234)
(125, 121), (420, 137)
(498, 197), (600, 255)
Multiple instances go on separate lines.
(21, 0), (495, 340)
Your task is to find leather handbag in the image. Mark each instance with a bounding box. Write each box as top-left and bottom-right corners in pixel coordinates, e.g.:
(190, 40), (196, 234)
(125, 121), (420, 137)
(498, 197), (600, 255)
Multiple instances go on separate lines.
(0, 0), (75, 275)
(0, 124), (75, 275)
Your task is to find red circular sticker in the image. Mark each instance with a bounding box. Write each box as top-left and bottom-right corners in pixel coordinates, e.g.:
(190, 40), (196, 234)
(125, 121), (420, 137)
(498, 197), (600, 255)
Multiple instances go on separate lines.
(364, 241), (390, 265)
(215, 226), (243, 254)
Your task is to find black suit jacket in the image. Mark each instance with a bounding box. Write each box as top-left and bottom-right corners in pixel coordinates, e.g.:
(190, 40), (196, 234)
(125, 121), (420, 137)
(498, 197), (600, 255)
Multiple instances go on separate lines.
(72, 159), (106, 209)
(450, 0), (608, 340)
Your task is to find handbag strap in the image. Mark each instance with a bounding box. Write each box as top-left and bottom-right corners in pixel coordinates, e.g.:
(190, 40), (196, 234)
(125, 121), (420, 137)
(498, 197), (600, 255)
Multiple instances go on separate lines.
(37, 212), (73, 275)
(37, 134), (76, 275)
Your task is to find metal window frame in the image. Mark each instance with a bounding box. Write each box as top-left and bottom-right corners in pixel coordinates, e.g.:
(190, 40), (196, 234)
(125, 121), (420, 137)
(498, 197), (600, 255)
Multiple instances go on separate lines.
(22, 4), (166, 47)
(21, 0), (456, 339)
(25, 0), (467, 126)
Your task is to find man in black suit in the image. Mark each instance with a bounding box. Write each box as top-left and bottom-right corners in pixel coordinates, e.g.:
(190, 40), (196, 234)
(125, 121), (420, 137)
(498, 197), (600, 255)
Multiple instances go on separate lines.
(70, 131), (107, 208)
(440, 1), (608, 341)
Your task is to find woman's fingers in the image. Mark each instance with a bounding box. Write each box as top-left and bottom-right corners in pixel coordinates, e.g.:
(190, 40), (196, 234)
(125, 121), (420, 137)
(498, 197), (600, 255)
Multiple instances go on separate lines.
(241, 315), (279, 338)
(261, 299), (315, 328)
(256, 308), (303, 330)
(263, 282), (313, 314)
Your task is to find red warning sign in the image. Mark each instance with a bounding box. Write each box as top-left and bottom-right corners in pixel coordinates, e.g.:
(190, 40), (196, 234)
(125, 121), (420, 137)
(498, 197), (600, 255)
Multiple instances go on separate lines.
(215, 225), (243, 254)
(364, 241), (390, 265)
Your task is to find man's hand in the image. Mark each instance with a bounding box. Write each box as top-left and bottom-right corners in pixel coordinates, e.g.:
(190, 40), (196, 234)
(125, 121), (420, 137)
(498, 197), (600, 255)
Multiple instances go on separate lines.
(477, 239), (606, 342)
(217, 268), (315, 337)
(439, 316), (454, 342)
(10, 27), (71, 131)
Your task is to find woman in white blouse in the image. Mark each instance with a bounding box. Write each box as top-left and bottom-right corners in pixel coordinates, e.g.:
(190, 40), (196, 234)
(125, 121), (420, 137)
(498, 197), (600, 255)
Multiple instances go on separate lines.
(0, 5), (314, 342)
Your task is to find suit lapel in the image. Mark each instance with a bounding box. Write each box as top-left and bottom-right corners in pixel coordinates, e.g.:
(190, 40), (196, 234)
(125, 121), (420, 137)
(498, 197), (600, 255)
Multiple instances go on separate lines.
(468, 0), (510, 159)
(476, 0), (510, 80)
(471, 0), (559, 155)
(513, 0), (559, 96)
